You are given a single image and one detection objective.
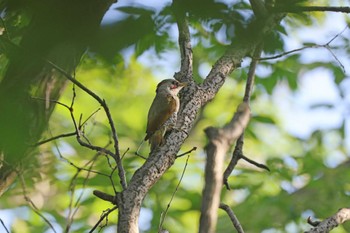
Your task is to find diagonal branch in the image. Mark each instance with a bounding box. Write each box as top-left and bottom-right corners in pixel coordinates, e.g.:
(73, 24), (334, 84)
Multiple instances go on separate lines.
(219, 203), (245, 233)
(115, 2), (286, 231)
(0, 218), (10, 233)
(305, 208), (350, 233)
(18, 172), (57, 233)
(158, 154), (191, 232)
(89, 206), (118, 233)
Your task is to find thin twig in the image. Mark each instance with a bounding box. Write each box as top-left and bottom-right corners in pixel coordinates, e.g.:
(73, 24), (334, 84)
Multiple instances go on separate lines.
(63, 139), (111, 232)
(0, 219), (10, 233)
(176, 146), (197, 158)
(325, 45), (345, 72)
(120, 147), (130, 160)
(18, 173), (57, 233)
(109, 165), (119, 195)
(50, 137), (111, 233)
(219, 203), (244, 233)
(46, 60), (127, 190)
(52, 137), (110, 177)
(243, 45), (262, 102)
(259, 26), (348, 73)
(325, 26), (348, 45)
(31, 96), (71, 109)
(89, 206), (118, 233)
(64, 95), (117, 163)
(80, 108), (101, 128)
(35, 132), (77, 146)
(223, 134), (244, 190)
(241, 155), (270, 171)
(158, 154), (191, 232)
(70, 157), (97, 228)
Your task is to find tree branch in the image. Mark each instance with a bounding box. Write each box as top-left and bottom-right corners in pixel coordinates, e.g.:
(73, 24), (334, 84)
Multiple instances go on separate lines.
(35, 132), (76, 146)
(259, 26), (348, 72)
(199, 103), (251, 233)
(219, 203), (244, 233)
(0, 218), (10, 233)
(223, 43), (268, 190)
(172, 0), (193, 83)
(93, 190), (118, 205)
(176, 146), (197, 158)
(18, 172), (57, 233)
(158, 154), (191, 232)
(305, 208), (350, 233)
(89, 206), (118, 233)
(274, 6), (350, 14)
(46, 60), (127, 190)
(115, 5), (285, 232)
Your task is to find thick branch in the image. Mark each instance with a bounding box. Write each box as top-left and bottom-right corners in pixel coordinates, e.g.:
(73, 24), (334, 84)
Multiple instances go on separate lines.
(199, 103), (250, 233)
(305, 208), (350, 233)
(116, 5), (285, 232)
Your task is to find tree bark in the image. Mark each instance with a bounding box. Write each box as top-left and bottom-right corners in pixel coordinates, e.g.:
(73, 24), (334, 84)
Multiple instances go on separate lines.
(199, 104), (250, 233)
(306, 208), (350, 233)
(116, 3), (285, 231)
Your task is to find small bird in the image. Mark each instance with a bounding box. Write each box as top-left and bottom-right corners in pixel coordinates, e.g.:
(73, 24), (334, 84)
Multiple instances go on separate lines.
(143, 79), (186, 151)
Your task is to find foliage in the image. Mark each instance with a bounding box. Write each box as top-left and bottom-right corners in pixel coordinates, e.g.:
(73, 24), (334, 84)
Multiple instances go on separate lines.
(0, 0), (350, 232)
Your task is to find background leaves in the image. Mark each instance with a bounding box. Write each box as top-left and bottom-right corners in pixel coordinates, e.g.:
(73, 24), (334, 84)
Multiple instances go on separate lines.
(0, 0), (349, 232)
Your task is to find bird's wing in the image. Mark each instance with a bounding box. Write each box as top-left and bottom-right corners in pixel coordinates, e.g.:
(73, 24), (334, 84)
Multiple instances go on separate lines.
(145, 94), (177, 140)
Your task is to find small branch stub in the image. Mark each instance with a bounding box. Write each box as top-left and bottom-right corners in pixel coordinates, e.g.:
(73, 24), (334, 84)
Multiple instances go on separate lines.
(305, 208), (350, 233)
(93, 190), (118, 206)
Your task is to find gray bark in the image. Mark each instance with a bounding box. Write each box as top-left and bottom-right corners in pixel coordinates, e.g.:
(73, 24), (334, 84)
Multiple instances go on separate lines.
(199, 104), (250, 233)
(116, 0), (285, 231)
(306, 208), (350, 233)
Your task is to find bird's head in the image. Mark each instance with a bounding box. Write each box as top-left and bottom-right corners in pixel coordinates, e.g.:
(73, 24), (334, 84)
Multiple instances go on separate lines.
(156, 79), (187, 95)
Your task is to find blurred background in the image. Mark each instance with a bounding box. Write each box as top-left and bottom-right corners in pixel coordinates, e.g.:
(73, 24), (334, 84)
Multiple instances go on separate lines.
(0, 0), (349, 232)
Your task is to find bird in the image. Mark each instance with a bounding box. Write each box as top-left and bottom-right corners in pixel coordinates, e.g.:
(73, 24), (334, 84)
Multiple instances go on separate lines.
(142, 79), (186, 152)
